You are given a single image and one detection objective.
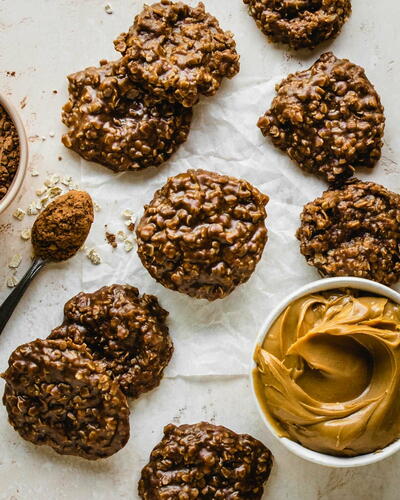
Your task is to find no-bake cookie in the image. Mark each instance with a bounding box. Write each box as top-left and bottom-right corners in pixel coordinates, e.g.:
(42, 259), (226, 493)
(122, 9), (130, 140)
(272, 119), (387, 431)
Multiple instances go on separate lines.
(62, 61), (192, 172)
(296, 180), (400, 285)
(31, 190), (94, 261)
(138, 422), (273, 499)
(136, 169), (269, 301)
(114, 1), (240, 107)
(2, 339), (130, 460)
(49, 285), (173, 398)
(243, 0), (351, 50)
(258, 52), (385, 184)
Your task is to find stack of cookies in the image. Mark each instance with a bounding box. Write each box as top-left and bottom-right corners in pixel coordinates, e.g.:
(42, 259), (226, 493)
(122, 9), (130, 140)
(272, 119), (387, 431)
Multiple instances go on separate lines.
(61, 0), (240, 173)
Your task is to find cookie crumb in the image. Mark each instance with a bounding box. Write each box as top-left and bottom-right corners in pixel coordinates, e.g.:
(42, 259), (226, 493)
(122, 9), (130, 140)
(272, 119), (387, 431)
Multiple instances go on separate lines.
(106, 231), (117, 249)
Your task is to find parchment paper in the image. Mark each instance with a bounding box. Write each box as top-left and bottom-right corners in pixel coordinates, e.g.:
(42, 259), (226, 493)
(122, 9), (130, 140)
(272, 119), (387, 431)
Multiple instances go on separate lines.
(0, 1), (400, 499)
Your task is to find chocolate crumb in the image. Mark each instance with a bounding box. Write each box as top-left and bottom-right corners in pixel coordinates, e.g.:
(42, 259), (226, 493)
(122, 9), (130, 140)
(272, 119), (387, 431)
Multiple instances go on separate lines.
(106, 230), (117, 248)
(20, 97), (27, 109)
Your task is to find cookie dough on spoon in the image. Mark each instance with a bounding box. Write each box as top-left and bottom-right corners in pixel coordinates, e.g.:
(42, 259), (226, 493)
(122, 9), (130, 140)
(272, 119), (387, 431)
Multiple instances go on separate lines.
(0, 190), (94, 334)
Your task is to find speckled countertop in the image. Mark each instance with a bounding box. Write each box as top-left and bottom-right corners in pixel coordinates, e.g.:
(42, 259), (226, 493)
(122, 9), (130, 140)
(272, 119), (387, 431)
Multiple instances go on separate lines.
(0, 1), (400, 499)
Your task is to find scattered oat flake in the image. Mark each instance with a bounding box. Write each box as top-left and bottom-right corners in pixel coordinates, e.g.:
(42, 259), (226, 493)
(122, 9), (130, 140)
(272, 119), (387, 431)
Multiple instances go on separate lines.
(49, 131), (55, 138)
(60, 176), (73, 186)
(124, 239), (134, 252)
(20, 96), (27, 109)
(48, 186), (62, 198)
(30, 169), (39, 177)
(27, 201), (40, 215)
(45, 174), (60, 187)
(93, 201), (101, 212)
(36, 187), (46, 196)
(116, 230), (127, 242)
(21, 228), (31, 241)
(86, 248), (102, 265)
(41, 136), (46, 141)
(105, 3), (113, 14)
(13, 208), (26, 220)
(9, 254), (22, 269)
(7, 276), (18, 288)
(122, 209), (133, 218)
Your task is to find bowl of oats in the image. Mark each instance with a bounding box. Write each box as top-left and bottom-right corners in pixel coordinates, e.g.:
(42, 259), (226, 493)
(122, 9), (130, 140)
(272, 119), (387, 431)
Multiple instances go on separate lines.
(0, 92), (28, 215)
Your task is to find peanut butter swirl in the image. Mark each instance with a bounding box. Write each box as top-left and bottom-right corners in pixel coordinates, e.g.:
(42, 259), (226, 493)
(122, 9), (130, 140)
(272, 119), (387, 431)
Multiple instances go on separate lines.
(254, 290), (400, 457)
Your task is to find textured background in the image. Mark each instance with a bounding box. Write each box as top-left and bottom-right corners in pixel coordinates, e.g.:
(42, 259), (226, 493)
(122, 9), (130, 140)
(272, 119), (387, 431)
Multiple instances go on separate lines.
(0, 0), (399, 498)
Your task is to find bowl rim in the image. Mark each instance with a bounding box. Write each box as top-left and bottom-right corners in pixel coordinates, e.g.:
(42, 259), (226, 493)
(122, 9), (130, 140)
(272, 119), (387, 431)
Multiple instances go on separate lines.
(0, 91), (28, 215)
(250, 276), (400, 468)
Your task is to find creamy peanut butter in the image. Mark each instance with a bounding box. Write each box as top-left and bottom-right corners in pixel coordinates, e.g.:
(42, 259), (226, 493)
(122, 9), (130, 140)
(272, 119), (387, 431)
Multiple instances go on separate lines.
(253, 290), (400, 457)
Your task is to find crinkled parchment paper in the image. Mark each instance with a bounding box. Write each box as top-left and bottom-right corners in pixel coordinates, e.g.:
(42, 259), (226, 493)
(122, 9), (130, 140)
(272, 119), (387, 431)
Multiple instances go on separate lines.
(0, 1), (400, 498)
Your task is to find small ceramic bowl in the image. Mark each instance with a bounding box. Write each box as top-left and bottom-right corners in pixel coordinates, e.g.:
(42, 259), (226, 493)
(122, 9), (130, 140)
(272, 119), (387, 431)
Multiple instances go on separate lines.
(251, 277), (400, 468)
(0, 92), (28, 215)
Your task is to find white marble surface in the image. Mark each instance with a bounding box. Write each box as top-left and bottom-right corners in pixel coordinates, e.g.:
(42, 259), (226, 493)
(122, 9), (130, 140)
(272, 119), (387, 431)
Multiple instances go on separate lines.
(0, 0), (399, 499)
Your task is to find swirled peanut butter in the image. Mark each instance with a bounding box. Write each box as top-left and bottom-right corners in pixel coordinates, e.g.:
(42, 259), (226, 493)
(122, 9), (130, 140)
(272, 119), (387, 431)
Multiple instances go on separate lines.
(253, 290), (400, 457)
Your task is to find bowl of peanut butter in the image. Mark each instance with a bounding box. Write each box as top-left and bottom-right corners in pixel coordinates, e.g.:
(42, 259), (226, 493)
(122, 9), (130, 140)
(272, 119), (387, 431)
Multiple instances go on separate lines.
(251, 277), (400, 467)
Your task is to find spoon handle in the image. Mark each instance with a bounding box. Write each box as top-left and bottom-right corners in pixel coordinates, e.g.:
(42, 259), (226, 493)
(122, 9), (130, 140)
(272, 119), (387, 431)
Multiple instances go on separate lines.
(0, 258), (47, 336)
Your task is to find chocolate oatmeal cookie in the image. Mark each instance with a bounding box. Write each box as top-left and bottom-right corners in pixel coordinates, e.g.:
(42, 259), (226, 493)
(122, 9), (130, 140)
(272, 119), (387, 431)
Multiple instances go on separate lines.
(2, 339), (130, 460)
(114, 1), (240, 107)
(49, 285), (173, 399)
(138, 422), (273, 499)
(243, 0), (351, 50)
(136, 169), (269, 301)
(297, 180), (400, 285)
(62, 61), (192, 172)
(258, 52), (385, 184)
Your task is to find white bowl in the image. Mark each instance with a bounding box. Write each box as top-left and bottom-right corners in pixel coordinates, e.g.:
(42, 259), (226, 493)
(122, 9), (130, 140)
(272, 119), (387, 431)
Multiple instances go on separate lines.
(0, 92), (28, 215)
(251, 277), (400, 468)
